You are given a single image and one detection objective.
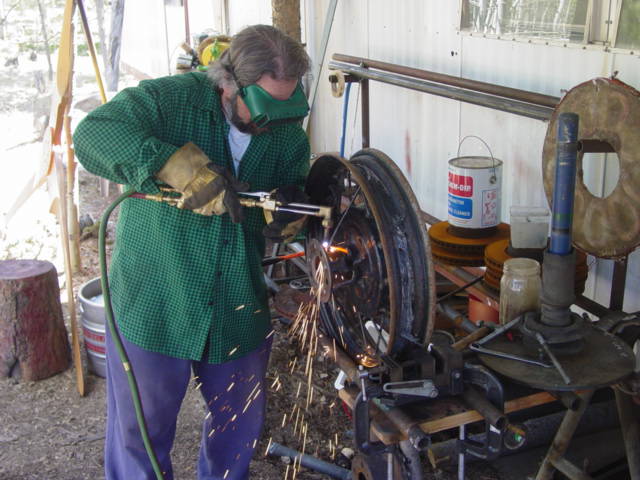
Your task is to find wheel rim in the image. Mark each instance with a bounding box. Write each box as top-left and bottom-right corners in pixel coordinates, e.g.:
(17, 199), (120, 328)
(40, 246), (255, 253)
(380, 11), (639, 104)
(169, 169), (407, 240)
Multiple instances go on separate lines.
(305, 149), (435, 364)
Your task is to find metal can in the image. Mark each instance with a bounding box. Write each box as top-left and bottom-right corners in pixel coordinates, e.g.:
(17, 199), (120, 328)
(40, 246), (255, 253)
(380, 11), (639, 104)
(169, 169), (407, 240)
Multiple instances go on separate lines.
(448, 155), (503, 231)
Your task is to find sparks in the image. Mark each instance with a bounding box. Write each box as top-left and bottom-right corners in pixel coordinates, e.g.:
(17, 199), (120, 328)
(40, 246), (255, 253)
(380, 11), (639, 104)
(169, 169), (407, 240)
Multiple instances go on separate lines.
(228, 345), (239, 356)
(264, 437), (273, 456)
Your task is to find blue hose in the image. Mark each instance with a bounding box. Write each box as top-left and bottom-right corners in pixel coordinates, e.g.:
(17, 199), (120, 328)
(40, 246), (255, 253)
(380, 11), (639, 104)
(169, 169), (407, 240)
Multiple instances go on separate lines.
(339, 82), (352, 157)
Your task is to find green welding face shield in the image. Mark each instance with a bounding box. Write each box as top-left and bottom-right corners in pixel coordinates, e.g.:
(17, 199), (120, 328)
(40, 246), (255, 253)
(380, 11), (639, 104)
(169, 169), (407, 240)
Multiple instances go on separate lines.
(238, 82), (310, 128)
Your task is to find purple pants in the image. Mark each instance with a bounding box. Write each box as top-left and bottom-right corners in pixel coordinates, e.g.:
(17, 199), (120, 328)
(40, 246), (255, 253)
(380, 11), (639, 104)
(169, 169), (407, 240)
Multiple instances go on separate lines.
(105, 326), (272, 480)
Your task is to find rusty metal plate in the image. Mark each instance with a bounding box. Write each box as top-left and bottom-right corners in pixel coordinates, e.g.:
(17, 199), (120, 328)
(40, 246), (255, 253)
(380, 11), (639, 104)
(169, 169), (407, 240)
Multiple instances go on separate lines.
(477, 324), (635, 391)
(542, 78), (640, 259)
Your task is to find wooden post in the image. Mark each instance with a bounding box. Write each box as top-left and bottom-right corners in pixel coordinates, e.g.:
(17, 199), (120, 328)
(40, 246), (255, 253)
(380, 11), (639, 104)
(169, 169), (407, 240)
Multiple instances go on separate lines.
(272, 0), (301, 42)
(0, 260), (71, 381)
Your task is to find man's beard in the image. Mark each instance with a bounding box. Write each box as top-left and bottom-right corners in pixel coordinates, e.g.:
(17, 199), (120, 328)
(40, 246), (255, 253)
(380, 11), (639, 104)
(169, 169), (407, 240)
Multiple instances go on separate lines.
(223, 92), (259, 135)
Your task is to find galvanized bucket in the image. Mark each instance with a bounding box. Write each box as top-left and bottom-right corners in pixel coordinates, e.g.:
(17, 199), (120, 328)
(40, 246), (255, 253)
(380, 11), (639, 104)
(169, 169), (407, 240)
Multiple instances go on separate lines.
(78, 277), (106, 378)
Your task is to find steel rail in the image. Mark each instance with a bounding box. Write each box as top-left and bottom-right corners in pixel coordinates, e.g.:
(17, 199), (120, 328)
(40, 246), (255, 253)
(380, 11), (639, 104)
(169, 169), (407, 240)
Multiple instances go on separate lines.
(329, 60), (556, 121)
(332, 53), (560, 108)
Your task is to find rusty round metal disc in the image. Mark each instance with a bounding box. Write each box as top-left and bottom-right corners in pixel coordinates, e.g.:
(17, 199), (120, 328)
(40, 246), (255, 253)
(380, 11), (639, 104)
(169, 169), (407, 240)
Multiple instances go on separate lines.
(485, 239), (588, 293)
(273, 285), (313, 320)
(484, 238), (511, 270)
(478, 324), (635, 391)
(542, 78), (640, 259)
(428, 221), (510, 254)
(430, 243), (485, 267)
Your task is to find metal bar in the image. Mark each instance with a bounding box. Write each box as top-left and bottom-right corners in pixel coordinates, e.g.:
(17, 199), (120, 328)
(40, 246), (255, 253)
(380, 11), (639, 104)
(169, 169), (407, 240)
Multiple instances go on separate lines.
(462, 386), (507, 431)
(267, 442), (351, 479)
(575, 294), (611, 318)
(361, 78), (370, 148)
(535, 390), (595, 480)
(615, 388), (640, 478)
(329, 61), (556, 121)
(550, 457), (593, 480)
(451, 327), (490, 352)
(318, 333), (359, 382)
(610, 257), (628, 311)
(332, 53), (560, 109)
(577, 139), (615, 153)
(77, 0), (108, 104)
(183, 0), (190, 45)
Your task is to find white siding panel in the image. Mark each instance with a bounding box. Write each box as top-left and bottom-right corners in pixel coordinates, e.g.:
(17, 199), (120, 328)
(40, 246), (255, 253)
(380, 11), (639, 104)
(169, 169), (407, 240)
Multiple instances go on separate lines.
(122, 2), (174, 78)
(227, 0), (272, 34)
(304, 1), (640, 313)
(187, 0), (226, 38)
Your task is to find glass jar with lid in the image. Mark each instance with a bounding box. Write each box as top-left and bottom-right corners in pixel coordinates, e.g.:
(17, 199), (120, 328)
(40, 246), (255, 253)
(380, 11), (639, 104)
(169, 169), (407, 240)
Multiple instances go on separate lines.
(499, 258), (541, 325)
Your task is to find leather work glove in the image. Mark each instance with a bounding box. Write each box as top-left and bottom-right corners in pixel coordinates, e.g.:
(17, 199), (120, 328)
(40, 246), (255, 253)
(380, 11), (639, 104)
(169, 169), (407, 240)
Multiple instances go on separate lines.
(156, 142), (249, 223)
(263, 185), (309, 243)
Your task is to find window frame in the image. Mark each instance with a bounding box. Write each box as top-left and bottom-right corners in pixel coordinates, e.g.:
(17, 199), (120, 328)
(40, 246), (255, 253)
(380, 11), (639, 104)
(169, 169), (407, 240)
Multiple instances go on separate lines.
(457, 0), (638, 54)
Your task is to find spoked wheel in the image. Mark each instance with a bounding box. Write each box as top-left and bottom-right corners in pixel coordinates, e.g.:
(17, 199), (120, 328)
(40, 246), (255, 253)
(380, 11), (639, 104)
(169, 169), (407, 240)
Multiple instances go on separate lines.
(305, 149), (436, 365)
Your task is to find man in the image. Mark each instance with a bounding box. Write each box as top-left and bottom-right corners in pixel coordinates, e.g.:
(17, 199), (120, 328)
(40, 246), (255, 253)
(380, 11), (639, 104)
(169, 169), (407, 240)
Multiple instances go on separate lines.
(73, 25), (311, 480)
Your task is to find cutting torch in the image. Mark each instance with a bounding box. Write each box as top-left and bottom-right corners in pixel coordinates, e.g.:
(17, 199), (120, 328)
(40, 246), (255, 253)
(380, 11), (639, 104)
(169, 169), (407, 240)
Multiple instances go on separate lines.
(130, 187), (333, 239)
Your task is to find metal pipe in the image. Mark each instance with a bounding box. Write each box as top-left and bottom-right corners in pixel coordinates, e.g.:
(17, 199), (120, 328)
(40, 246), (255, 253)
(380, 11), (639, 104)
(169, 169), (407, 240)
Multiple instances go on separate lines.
(549, 112), (579, 255)
(550, 391), (582, 411)
(361, 78), (370, 148)
(267, 442), (351, 480)
(462, 386), (507, 431)
(438, 301), (479, 334)
(535, 390), (595, 480)
(458, 424), (465, 480)
(399, 439), (425, 479)
(332, 53), (560, 109)
(328, 61), (555, 121)
(615, 388), (640, 478)
(318, 333), (359, 382)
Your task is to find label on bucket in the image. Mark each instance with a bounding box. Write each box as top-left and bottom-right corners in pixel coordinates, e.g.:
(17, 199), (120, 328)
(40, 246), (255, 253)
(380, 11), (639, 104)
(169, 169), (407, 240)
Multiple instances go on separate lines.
(448, 172), (473, 197)
(448, 194), (472, 219)
(448, 156), (502, 229)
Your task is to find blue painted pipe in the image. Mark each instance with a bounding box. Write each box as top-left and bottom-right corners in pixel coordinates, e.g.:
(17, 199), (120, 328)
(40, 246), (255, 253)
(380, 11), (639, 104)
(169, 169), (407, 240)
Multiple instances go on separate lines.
(549, 113), (579, 255)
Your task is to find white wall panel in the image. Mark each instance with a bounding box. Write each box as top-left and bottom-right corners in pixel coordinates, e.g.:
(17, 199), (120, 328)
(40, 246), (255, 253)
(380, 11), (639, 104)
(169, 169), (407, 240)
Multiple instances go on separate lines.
(303, 0), (640, 313)
(227, 0), (272, 34)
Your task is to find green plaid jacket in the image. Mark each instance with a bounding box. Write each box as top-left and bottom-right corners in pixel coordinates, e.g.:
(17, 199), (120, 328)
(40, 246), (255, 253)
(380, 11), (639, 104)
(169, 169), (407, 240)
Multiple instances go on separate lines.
(73, 72), (310, 363)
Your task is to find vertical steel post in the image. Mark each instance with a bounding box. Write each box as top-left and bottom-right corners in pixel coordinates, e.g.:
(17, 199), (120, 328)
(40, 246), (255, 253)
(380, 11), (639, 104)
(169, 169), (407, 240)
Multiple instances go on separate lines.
(549, 113), (579, 255)
(361, 78), (370, 148)
(610, 257), (628, 311)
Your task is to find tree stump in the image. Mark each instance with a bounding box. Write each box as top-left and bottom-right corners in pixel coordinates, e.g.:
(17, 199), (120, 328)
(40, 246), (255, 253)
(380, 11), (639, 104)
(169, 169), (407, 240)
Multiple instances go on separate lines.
(0, 260), (71, 381)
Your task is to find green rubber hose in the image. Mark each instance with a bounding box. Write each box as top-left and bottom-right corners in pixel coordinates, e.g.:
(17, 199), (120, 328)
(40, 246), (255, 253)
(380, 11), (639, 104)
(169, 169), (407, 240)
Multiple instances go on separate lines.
(99, 189), (165, 480)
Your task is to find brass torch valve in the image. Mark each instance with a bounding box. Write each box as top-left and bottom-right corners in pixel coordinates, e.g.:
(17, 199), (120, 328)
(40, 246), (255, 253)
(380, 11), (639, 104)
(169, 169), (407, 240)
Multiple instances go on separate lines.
(237, 191), (333, 238)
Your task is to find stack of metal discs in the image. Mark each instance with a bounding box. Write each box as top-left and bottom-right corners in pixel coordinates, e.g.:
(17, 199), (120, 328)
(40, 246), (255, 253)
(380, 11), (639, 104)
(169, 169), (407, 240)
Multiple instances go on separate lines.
(484, 238), (588, 294)
(428, 221), (510, 267)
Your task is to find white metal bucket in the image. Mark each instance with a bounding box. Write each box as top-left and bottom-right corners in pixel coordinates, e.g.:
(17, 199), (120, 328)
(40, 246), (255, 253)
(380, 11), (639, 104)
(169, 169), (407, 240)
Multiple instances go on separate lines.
(78, 277), (106, 378)
(448, 136), (503, 230)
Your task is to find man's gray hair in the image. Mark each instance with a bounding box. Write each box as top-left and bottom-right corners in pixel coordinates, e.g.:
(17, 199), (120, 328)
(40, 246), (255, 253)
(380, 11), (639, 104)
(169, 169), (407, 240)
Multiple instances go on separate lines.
(208, 24), (310, 91)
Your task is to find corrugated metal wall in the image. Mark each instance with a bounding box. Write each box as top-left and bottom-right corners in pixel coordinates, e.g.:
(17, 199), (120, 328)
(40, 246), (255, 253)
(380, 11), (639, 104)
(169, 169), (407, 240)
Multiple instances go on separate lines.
(119, 0), (640, 313)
